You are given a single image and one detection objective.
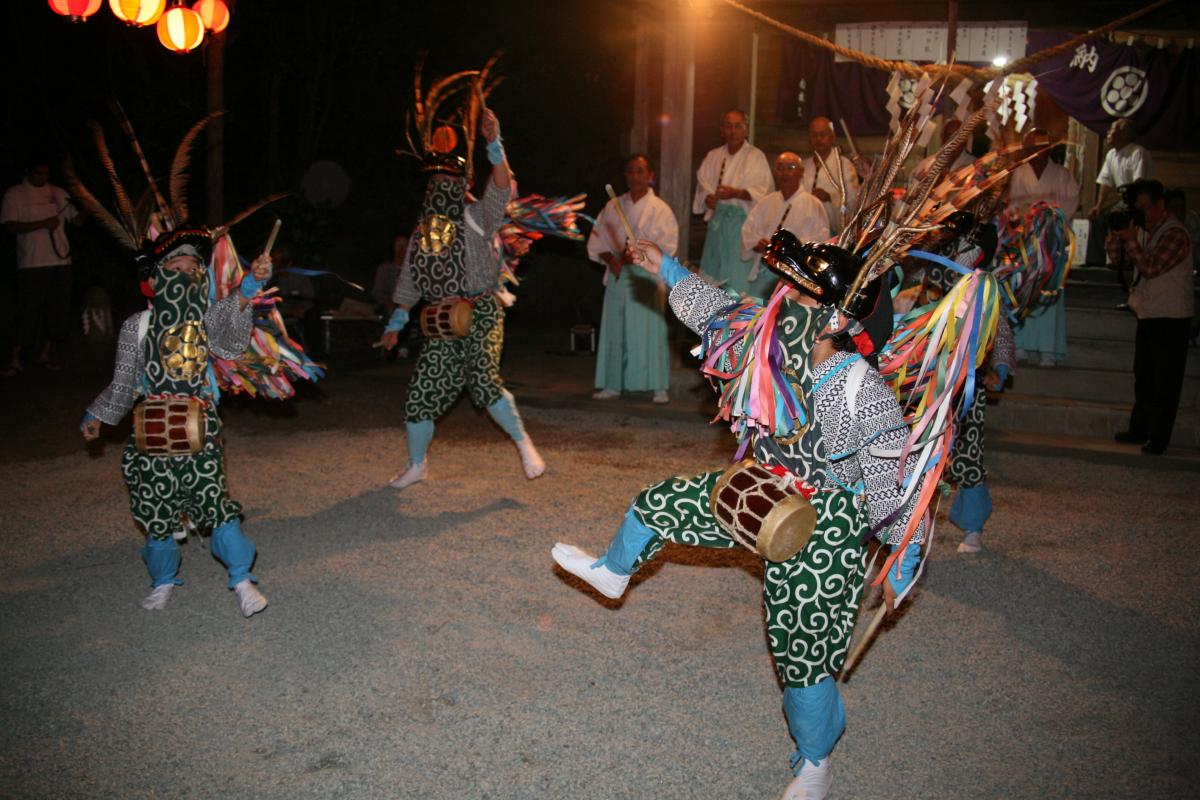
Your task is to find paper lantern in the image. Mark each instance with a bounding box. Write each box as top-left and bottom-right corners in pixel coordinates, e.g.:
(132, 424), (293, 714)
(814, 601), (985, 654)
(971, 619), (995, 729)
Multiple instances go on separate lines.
(108, 0), (165, 26)
(157, 5), (205, 53)
(191, 0), (229, 34)
(47, 0), (103, 22)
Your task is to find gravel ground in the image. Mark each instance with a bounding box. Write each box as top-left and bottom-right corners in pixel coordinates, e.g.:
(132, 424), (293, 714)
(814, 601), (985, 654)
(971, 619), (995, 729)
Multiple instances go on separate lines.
(2, 352), (1198, 799)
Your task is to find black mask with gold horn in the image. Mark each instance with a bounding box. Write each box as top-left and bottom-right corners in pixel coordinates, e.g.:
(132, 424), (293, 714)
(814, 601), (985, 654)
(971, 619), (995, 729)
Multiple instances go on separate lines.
(762, 229), (881, 320)
(762, 229), (892, 364)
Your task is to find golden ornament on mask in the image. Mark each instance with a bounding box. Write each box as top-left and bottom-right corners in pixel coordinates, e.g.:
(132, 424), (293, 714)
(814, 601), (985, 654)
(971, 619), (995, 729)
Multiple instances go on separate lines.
(418, 214), (458, 254)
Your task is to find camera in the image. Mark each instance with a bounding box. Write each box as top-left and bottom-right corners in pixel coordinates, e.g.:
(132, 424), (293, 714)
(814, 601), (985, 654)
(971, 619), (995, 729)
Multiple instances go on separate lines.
(1107, 183), (1146, 231)
(1107, 208), (1136, 231)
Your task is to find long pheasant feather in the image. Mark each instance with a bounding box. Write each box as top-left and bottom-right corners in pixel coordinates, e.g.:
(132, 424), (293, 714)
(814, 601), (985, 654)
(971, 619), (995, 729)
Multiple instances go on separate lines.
(219, 192), (289, 233)
(111, 100), (174, 231)
(63, 156), (137, 249)
(87, 121), (136, 236)
(170, 110), (225, 223)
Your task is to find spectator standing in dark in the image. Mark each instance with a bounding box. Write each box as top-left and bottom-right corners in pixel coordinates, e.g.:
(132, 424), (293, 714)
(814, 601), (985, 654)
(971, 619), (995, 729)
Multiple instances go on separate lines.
(1, 157), (81, 374)
(372, 233), (410, 313)
(1106, 179), (1194, 454)
(270, 243), (322, 357)
(372, 233), (412, 359)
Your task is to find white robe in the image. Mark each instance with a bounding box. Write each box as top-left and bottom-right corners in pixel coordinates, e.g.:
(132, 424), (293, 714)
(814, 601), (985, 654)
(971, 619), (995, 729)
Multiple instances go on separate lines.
(692, 143), (773, 222)
(1008, 162), (1080, 216)
(740, 189), (830, 279)
(801, 149), (860, 234)
(1096, 142), (1153, 188)
(588, 189), (678, 393)
(587, 188), (679, 284)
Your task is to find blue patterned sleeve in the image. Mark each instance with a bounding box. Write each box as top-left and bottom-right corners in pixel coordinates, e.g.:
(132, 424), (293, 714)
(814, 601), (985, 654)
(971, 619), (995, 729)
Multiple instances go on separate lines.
(668, 274), (739, 337)
(852, 369), (928, 545)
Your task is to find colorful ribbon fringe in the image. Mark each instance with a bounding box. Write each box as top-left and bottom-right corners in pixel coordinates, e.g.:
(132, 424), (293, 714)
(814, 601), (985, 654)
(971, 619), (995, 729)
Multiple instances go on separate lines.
(700, 282), (810, 453)
(993, 201), (1075, 325)
(497, 193), (592, 286)
(873, 266), (1000, 584)
(211, 235), (324, 399)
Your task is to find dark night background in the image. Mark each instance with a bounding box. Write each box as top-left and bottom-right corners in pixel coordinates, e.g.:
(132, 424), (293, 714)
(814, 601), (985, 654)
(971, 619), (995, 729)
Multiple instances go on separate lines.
(2, 1), (645, 329)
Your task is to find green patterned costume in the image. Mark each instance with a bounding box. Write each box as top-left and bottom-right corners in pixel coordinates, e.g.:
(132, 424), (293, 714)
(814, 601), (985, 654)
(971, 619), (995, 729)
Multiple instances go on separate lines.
(86, 232), (262, 594)
(387, 161), (542, 483)
(555, 264), (926, 777)
(404, 292), (505, 421)
(629, 471), (868, 686)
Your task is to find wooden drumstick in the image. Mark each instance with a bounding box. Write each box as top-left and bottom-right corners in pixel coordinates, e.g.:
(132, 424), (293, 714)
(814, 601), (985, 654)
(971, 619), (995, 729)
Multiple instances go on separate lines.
(840, 603), (887, 681)
(605, 184), (637, 245)
(261, 218), (282, 258)
(839, 117), (861, 161)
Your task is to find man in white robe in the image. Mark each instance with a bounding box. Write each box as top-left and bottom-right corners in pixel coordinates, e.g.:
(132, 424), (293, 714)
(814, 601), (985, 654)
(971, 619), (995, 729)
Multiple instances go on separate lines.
(1087, 119), (1153, 266)
(1089, 119), (1153, 219)
(801, 117), (859, 235)
(1007, 128), (1081, 366)
(589, 154), (679, 403)
(740, 152), (830, 299)
(692, 110), (773, 297)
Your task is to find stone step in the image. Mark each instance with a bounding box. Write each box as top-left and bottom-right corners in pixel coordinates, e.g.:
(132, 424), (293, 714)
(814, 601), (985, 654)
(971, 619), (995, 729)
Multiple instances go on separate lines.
(1064, 306), (1138, 341)
(1067, 265), (1124, 288)
(1006, 362), (1199, 408)
(1061, 281), (1126, 309)
(1057, 337), (1200, 377)
(989, 392), (1200, 450)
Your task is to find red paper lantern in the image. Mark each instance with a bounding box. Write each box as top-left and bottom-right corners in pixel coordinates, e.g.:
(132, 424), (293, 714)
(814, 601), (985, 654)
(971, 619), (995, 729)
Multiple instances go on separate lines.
(47, 0), (103, 22)
(191, 0), (229, 34)
(157, 5), (205, 53)
(108, 0), (165, 26)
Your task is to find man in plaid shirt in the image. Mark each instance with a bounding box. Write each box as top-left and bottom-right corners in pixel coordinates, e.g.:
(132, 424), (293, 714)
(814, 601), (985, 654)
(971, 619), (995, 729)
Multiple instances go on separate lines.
(1106, 179), (1195, 454)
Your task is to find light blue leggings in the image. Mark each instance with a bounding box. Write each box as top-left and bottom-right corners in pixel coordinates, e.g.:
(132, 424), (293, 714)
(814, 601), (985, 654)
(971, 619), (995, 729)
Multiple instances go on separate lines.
(404, 391), (528, 466)
(783, 677), (845, 771)
(949, 482), (992, 534)
(142, 518), (257, 589)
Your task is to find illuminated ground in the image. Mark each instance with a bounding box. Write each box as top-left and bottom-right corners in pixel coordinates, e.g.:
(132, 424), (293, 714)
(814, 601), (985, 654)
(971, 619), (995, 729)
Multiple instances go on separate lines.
(1, 345), (1197, 799)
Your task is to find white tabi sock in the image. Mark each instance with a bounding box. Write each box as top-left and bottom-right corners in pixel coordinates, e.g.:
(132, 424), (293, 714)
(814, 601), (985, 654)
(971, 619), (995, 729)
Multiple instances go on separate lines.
(234, 580), (268, 618)
(552, 543), (629, 599)
(779, 758), (831, 800)
(141, 584), (173, 611)
(517, 438), (546, 479)
(389, 461), (428, 489)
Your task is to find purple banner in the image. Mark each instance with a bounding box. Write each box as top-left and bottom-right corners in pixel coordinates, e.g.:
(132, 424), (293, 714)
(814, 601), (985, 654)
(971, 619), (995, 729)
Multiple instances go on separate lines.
(1024, 32), (1199, 149)
(777, 40), (892, 135)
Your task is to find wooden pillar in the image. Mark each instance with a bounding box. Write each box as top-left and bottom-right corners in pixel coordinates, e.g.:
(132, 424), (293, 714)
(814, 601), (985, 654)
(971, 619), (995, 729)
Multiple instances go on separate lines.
(629, 12), (652, 156)
(661, 8), (696, 260)
(204, 10), (230, 226)
(748, 29), (760, 144)
(946, 0), (958, 61)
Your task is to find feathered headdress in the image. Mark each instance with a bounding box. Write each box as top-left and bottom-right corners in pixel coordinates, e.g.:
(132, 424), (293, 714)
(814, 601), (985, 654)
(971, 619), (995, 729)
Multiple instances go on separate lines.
(64, 108), (317, 400)
(65, 108), (286, 250)
(832, 81), (1059, 318)
(398, 52), (503, 180)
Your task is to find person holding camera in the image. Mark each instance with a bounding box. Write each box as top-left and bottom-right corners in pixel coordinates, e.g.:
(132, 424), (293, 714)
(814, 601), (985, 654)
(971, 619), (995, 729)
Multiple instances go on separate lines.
(1087, 120), (1153, 270)
(1105, 179), (1194, 455)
